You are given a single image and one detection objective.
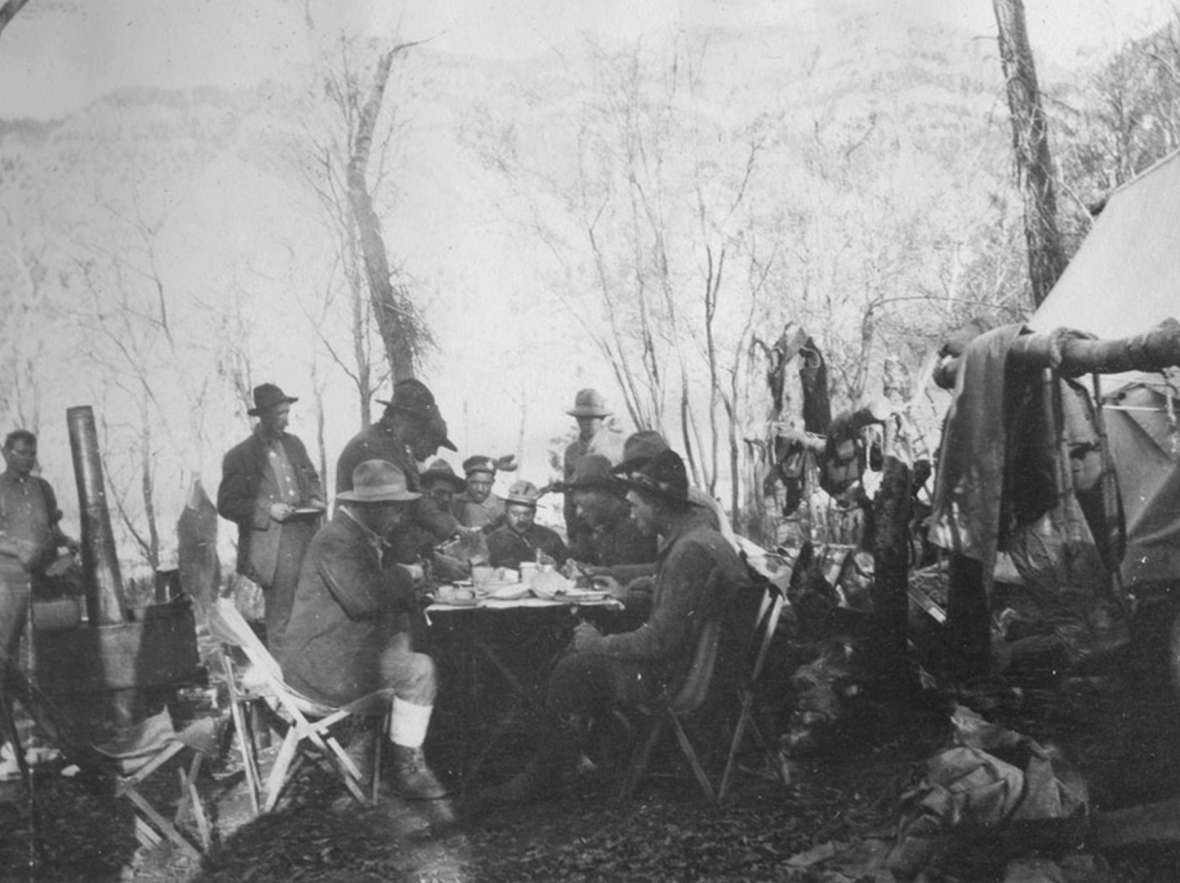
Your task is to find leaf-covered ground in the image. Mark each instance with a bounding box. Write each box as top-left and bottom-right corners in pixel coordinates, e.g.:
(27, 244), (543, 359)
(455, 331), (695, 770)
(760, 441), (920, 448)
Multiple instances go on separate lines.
(5, 684), (1180, 883)
(0, 705), (937, 883)
(7, 618), (1180, 881)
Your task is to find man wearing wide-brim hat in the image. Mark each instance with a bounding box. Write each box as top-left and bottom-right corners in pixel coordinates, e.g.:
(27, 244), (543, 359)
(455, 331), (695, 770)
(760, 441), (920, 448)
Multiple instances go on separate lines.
(485, 480), (569, 569)
(217, 383), (325, 647)
(336, 378), (458, 562)
(559, 454), (655, 571)
(611, 430), (727, 536)
(561, 388), (624, 551)
(483, 449), (745, 805)
(277, 459), (447, 800)
(415, 458), (467, 544)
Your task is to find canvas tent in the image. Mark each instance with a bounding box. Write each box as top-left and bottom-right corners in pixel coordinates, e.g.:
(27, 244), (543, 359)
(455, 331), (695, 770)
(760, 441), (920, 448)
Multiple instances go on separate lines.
(1030, 149), (1180, 587)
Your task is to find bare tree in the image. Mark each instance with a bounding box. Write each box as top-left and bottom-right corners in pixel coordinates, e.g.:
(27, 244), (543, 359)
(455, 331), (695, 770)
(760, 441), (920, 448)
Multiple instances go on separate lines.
(345, 39), (429, 383)
(302, 39), (393, 424)
(0, 0), (31, 41)
(993, 0), (1068, 305)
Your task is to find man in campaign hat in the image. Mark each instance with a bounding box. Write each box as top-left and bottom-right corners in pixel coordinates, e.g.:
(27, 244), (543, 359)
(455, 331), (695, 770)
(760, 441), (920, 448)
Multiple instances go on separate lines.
(277, 460), (447, 800)
(451, 454), (507, 530)
(561, 388), (624, 553)
(561, 454), (654, 570)
(485, 480), (568, 569)
(336, 378), (457, 562)
(417, 458), (466, 542)
(483, 450), (745, 805)
(218, 383), (325, 647)
(612, 430), (725, 535)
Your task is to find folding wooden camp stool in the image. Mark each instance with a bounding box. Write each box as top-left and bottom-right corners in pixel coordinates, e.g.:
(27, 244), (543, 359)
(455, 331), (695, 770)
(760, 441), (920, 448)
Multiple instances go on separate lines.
(718, 579), (790, 799)
(617, 618), (723, 803)
(209, 598), (389, 813)
(110, 730), (213, 859)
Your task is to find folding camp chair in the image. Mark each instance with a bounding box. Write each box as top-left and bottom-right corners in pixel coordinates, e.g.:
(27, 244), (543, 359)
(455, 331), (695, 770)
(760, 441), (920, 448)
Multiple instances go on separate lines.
(718, 578), (789, 799)
(617, 617), (723, 802)
(207, 597), (391, 813)
(92, 709), (218, 859)
(616, 573), (786, 803)
(3, 615), (214, 861)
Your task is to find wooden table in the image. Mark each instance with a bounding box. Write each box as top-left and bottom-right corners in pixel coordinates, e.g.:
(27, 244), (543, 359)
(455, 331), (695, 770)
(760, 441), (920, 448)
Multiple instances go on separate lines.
(424, 593), (623, 786)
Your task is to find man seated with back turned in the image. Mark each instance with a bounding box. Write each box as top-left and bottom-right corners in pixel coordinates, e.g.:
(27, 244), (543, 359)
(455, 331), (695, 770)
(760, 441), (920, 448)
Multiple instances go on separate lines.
(562, 454), (655, 569)
(276, 459), (447, 800)
(482, 449), (745, 804)
(485, 481), (569, 569)
(574, 431), (728, 606)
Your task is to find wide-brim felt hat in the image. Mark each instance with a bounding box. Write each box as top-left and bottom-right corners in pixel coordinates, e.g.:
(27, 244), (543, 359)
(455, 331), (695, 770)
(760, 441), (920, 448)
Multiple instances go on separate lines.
(420, 458), (466, 493)
(610, 430), (670, 477)
(376, 380), (456, 452)
(376, 378), (437, 414)
(336, 459), (422, 504)
(429, 413), (458, 452)
(561, 454), (622, 492)
(566, 387), (612, 418)
(616, 449), (689, 504)
(248, 383), (298, 416)
(505, 480), (542, 507)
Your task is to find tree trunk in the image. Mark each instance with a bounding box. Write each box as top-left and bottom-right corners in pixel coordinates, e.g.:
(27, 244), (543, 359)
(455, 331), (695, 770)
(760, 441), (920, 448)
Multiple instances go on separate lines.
(993, 0), (1068, 306)
(140, 414), (160, 569)
(347, 42), (420, 383)
(0, 0), (30, 40)
(945, 553), (992, 680)
(870, 455), (915, 697)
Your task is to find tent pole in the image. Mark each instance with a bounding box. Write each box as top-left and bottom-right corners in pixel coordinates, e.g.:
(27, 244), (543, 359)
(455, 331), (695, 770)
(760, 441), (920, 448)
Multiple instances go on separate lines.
(1090, 373), (1128, 604)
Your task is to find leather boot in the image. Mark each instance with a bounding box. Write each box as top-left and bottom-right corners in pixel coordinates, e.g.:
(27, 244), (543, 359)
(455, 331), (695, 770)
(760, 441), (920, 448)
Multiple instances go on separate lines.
(390, 744), (448, 800)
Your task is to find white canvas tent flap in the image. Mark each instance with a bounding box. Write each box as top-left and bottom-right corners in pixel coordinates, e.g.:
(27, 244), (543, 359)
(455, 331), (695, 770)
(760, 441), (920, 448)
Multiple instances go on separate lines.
(1030, 149), (1180, 586)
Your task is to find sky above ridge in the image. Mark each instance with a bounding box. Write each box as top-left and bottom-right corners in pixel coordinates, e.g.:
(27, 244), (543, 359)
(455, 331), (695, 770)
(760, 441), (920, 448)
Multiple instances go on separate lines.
(0, 0), (1174, 119)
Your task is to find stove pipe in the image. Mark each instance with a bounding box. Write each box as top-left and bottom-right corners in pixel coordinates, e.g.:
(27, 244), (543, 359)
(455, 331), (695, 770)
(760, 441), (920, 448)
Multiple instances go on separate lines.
(67, 406), (127, 625)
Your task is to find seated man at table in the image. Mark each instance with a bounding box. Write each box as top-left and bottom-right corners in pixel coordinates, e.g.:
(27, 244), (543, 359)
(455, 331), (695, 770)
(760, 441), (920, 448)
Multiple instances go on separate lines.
(418, 458), (467, 543)
(485, 481), (569, 569)
(276, 459), (447, 800)
(452, 455), (506, 530)
(611, 430), (727, 536)
(482, 449), (746, 805)
(562, 454), (655, 569)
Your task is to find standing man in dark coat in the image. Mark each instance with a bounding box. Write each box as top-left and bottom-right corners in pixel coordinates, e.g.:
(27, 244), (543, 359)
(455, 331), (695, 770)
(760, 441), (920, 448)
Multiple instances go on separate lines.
(217, 383), (324, 647)
(336, 379), (457, 563)
(277, 459), (447, 800)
